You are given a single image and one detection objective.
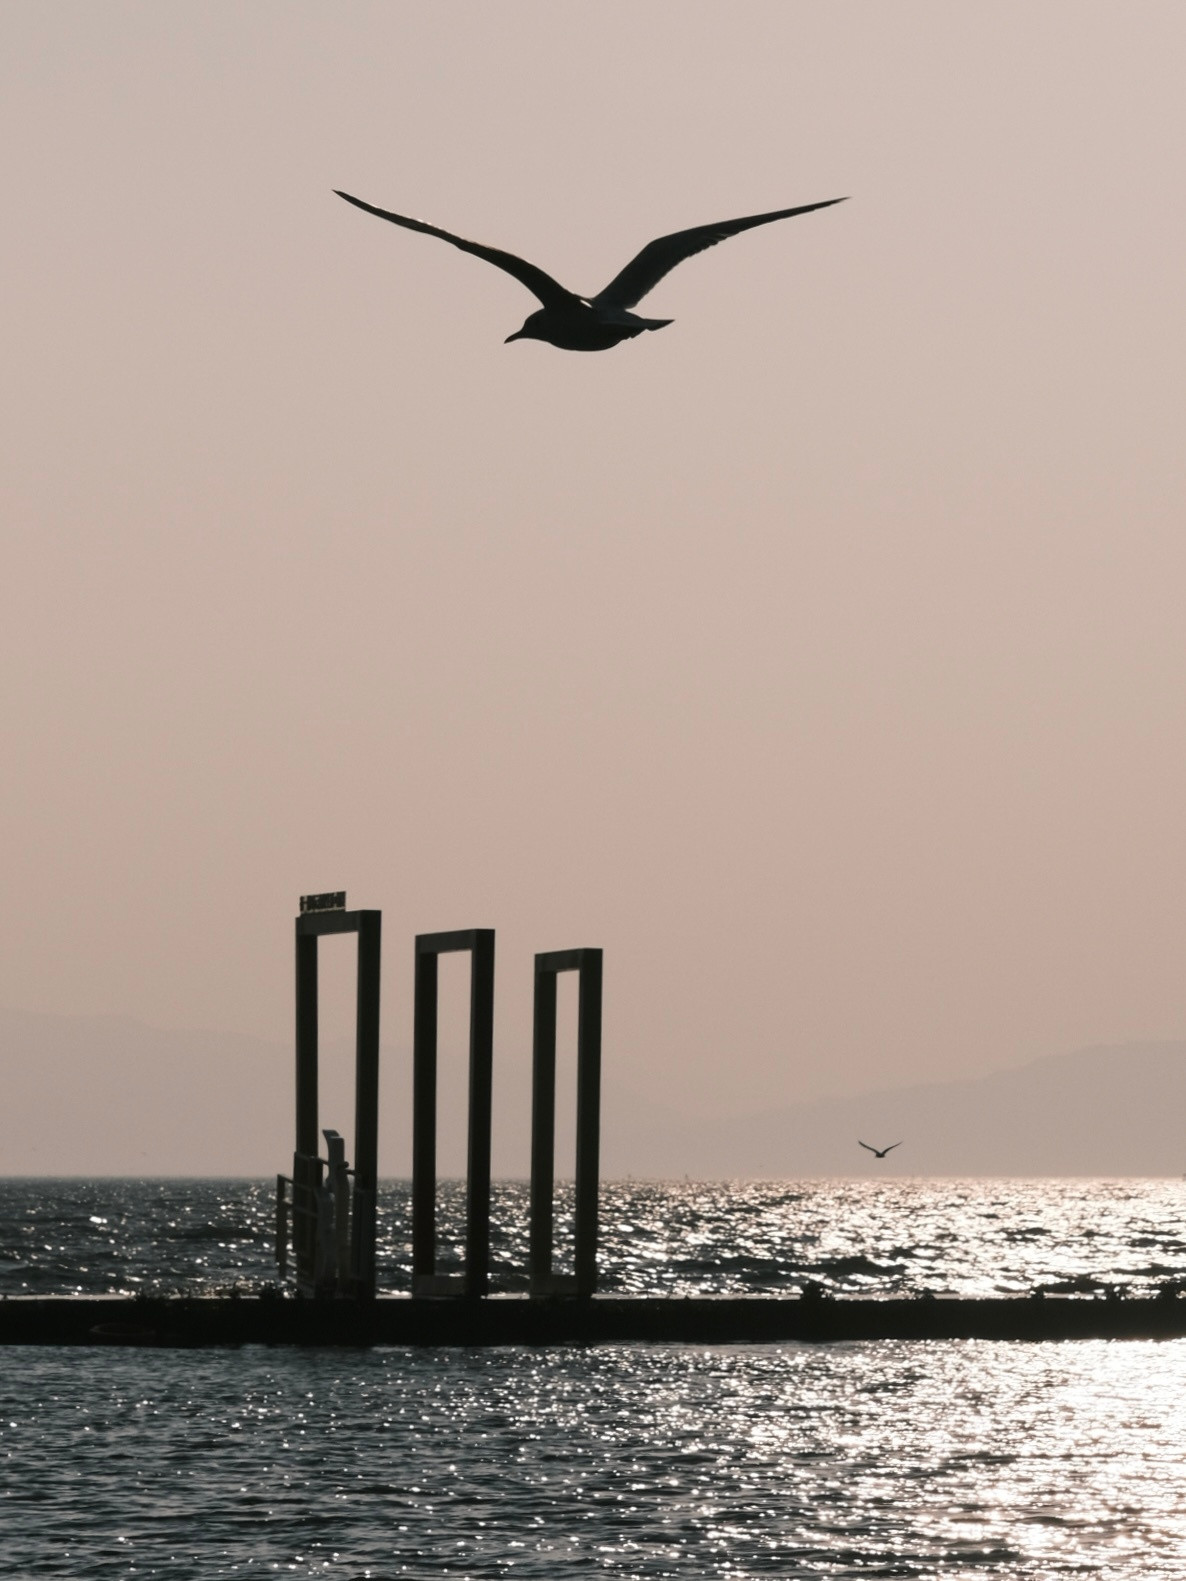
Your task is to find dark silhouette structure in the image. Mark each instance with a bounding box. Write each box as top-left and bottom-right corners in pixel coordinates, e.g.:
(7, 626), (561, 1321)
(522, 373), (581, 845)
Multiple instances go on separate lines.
(335, 189), (847, 351)
(412, 928), (496, 1297)
(12, 1291), (1186, 1349)
(278, 905), (607, 1302)
(288, 893), (382, 1298)
(15, 901), (1186, 1349)
(530, 948), (603, 1297)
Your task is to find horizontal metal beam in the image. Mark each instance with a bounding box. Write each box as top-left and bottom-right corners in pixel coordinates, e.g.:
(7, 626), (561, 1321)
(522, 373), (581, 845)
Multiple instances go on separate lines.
(416, 927), (492, 956)
(534, 947), (593, 974)
(296, 909), (372, 937)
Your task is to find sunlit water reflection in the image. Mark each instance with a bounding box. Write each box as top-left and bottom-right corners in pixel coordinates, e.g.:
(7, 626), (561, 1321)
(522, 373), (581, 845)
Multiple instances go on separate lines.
(5, 1179), (1186, 1577)
(3, 1176), (1186, 1298)
(5, 1342), (1186, 1577)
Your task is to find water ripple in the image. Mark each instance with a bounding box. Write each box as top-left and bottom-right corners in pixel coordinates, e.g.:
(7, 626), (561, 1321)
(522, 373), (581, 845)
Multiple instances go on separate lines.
(4, 1176), (1186, 1298)
(4, 1343), (1186, 1577)
(7, 1180), (1186, 1575)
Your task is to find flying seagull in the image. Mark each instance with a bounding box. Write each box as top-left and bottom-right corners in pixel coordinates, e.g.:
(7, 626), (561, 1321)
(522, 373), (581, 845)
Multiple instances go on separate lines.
(334, 190), (847, 351)
(858, 1141), (902, 1159)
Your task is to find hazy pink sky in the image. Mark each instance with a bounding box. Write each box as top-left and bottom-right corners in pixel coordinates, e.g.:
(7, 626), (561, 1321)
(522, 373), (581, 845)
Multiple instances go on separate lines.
(3, 2), (1186, 1139)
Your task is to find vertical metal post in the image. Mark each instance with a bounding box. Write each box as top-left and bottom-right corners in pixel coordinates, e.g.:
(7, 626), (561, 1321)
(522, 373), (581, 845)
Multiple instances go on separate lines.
(574, 949), (603, 1297)
(412, 948), (439, 1285)
(466, 932), (495, 1296)
(529, 966), (558, 1289)
(294, 925), (319, 1291)
(351, 908), (382, 1297)
(411, 928), (495, 1297)
(529, 948), (603, 1298)
(295, 928), (319, 1157)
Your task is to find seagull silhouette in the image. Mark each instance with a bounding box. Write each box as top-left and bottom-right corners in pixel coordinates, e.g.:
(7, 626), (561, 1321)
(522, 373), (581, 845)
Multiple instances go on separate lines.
(858, 1141), (902, 1159)
(334, 190), (847, 351)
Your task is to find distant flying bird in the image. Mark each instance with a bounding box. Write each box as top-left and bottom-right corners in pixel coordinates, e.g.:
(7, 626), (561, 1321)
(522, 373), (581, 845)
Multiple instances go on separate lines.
(334, 190), (847, 351)
(858, 1141), (902, 1159)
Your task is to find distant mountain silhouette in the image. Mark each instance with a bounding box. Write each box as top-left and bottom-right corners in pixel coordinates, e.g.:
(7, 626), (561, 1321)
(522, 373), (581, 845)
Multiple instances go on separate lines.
(2, 1005), (1183, 1177)
(0, 1005), (586, 1176)
(604, 1042), (1186, 1178)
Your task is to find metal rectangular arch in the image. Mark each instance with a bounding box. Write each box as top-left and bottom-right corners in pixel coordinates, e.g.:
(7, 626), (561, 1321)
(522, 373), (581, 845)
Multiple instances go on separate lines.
(530, 947), (603, 1297)
(293, 900), (382, 1298)
(412, 928), (495, 1297)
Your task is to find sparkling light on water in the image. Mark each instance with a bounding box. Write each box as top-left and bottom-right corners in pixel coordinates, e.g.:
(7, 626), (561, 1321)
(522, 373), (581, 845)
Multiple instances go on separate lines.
(3, 1177), (1186, 1298)
(6, 1179), (1186, 1577)
(5, 1342), (1186, 1577)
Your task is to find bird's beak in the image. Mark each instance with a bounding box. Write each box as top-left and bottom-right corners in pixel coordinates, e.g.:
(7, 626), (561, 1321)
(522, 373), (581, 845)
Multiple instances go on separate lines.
(504, 329), (524, 343)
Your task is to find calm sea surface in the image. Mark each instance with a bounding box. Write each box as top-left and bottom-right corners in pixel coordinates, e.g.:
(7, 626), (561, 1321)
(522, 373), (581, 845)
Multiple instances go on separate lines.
(3, 1177), (1186, 1578)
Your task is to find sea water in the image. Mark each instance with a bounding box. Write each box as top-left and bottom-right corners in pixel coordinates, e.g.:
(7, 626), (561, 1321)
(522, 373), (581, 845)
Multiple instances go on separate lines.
(3, 1178), (1186, 1577)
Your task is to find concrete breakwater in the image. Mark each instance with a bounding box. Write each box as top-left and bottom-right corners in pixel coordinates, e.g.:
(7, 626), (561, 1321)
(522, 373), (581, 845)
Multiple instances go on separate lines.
(5, 1293), (1186, 1348)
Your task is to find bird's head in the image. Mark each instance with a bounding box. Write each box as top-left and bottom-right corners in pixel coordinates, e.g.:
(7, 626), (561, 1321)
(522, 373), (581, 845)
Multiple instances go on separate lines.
(505, 310), (548, 344)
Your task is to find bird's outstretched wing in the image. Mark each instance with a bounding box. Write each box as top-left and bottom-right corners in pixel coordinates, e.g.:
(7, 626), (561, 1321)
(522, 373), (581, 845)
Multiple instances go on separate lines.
(592, 198), (847, 310)
(883, 1142), (903, 1154)
(858, 1141), (878, 1155)
(334, 191), (578, 311)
